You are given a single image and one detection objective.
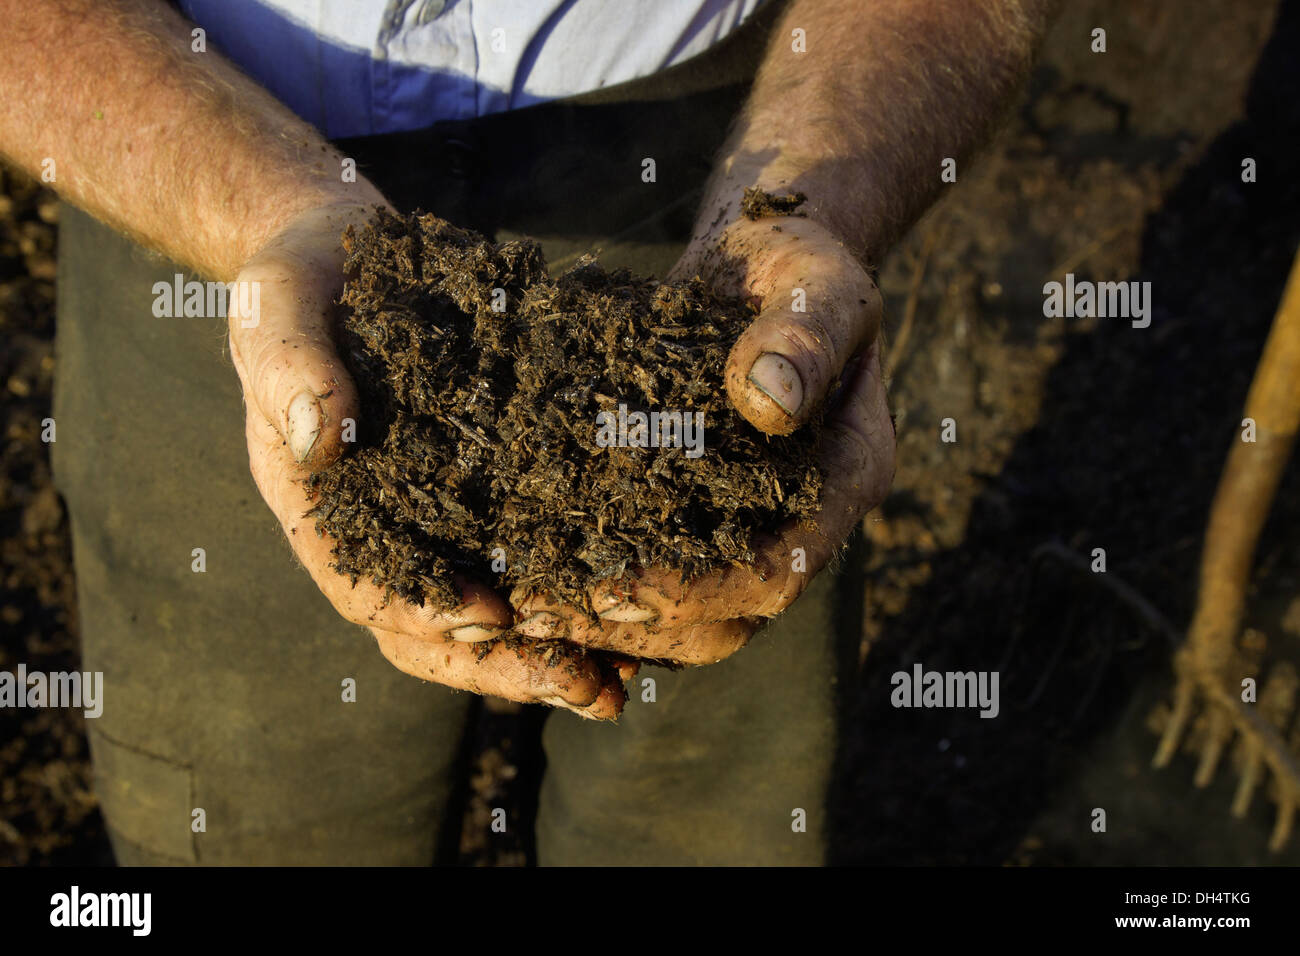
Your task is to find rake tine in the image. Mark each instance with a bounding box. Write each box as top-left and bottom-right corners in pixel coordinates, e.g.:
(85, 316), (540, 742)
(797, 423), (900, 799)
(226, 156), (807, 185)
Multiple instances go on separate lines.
(1270, 796), (1296, 853)
(1231, 749), (1264, 818)
(1194, 705), (1233, 787)
(1227, 634), (1272, 813)
(1154, 664), (1197, 768)
(1230, 663), (1297, 815)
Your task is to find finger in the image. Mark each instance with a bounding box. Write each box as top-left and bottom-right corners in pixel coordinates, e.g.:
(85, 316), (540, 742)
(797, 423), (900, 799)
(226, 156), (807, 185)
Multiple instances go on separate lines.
(513, 596), (758, 664)
(814, 340), (896, 548)
(606, 654), (642, 682)
(588, 341), (893, 626)
(370, 626), (627, 719)
(246, 408), (513, 639)
(227, 209), (367, 470)
(723, 224), (882, 435)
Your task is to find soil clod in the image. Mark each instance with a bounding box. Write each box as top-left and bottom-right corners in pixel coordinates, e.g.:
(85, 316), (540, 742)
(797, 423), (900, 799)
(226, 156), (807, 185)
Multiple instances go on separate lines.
(307, 208), (822, 614)
(741, 187), (808, 220)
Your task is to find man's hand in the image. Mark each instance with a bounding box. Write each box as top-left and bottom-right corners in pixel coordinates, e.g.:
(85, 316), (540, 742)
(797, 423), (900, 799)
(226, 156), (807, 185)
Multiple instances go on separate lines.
(0, 0), (1052, 696)
(512, 214), (895, 664)
(508, 0), (1058, 664)
(0, 0), (628, 715)
(1, 1), (624, 712)
(229, 201), (628, 717)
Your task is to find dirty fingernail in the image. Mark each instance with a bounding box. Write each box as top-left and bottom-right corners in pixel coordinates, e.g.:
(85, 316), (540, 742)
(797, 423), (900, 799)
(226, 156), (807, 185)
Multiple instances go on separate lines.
(448, 624), (503, 643)
(598, 601), (659, 623)
(748, 353), (803, 416)
(540, 695), (600, 719)
(515, 612), (564, 638)
(594, 589), (628, 611)
(607, 655), (641, 681)
(287, 391), (322, 462)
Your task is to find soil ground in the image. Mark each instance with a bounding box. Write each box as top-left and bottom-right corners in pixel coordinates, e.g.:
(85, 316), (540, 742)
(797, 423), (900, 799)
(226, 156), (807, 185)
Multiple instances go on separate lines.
(3, 0), (1300, 866)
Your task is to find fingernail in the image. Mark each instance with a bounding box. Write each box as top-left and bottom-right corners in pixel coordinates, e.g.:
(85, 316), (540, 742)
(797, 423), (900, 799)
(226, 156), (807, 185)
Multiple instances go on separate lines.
(540, 695), (600, 720)
(287, 391), (321, 462)
(748, 353), (803, 416)
(608, 655), (641, 681)
(594, 589), (628, 611)
(598, 601), (659, 623)
(515, 612), (564, 639)
(448, 624), (503, 643)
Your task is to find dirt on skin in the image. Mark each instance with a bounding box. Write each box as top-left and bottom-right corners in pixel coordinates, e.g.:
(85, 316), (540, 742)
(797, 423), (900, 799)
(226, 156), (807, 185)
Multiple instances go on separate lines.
(740, 187), (808, 220)
(306, 206), (822, 615)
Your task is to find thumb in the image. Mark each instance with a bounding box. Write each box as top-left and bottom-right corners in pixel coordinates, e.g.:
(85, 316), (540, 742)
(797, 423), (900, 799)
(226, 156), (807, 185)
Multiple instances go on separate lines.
(724, 231), (881, 435)
(228, 207), (369, 470)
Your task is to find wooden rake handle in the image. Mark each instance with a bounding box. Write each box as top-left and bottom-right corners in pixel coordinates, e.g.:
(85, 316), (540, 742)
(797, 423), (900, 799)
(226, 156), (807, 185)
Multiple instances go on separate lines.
(1188, 249), (1300, 671)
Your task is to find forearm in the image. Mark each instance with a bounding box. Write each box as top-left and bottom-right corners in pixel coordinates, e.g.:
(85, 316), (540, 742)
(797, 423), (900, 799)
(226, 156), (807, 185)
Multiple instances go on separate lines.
(0, 0), (383, 280)
(698, 0), (1057, 266)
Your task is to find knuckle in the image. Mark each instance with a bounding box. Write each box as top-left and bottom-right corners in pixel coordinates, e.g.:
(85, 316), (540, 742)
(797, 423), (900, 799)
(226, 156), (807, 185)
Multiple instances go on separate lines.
(776, 316), (840, 388)
(676, 620), (752, 664)
(830, 419), (876, 476)
(241, 336), (293, 408)
(756, 565), (807, 618)
(405, 597), (462, 636)
(333, 594), (378, 629)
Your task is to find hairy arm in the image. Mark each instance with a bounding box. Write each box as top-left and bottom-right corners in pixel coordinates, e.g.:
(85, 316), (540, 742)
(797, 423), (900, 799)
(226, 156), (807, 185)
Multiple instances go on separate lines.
(0, 0), (627, 713)
(0, 0), (382, 280)
(693, 0), (1058, 267)
(555, 0), (1059, 661)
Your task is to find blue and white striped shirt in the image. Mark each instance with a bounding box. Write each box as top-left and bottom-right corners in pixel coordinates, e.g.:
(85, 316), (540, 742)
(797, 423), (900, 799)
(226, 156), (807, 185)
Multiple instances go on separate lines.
(178, 0), (769, 137)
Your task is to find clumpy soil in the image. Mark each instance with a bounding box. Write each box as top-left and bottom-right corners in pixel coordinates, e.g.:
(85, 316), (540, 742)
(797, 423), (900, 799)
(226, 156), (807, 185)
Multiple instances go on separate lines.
(306, 207), (822, 613)
(740, 187), (807, 220)
(0, 169), (107, 865)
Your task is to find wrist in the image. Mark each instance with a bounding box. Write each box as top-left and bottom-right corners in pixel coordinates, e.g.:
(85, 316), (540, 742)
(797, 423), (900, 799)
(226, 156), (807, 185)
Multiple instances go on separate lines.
(694, 148), (881, 265)
(236, 188), (390, 279)
(239, 184), (388, 269)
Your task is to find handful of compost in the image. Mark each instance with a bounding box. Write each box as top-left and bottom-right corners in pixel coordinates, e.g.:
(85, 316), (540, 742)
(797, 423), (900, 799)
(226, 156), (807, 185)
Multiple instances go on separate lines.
(306, 207), (823, 628)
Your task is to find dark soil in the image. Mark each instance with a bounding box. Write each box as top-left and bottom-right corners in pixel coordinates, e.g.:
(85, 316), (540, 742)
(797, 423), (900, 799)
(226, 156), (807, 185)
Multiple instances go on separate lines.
(307, 207), (821, 613)
(0, 170), (107, 865)
(740, 187), (807, 220)
(829, 0), (1300, 864)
